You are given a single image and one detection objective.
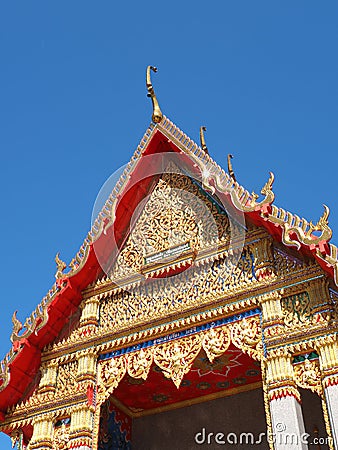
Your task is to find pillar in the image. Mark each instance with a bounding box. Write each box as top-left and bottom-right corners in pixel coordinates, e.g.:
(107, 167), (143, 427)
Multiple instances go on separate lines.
(265, 350), (308, 450)
(38, 362), (58, 394)
(316, 336), (338, 448)
(80, 296), (100, 328)
(29, 415), (53, 449)
(68, 404), (94, 449)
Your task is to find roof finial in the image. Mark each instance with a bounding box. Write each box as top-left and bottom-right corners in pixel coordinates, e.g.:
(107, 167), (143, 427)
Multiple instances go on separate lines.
(199, 126), (209, 154)
(146, 66), (163, 124)
(227, 154), (236, 181)
(55, 252), (67, 279)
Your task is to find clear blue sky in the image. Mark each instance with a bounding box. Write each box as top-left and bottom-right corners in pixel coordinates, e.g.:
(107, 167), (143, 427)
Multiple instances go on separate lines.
(1, 1), (337, 447)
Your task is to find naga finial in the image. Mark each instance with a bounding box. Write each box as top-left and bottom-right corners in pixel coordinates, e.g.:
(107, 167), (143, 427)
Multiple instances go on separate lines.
(199, 126), (209, 154)
(146, 66), (163, 124)
(11, 311), (23, 343)
(227, 154), (236, 181)
(55, 252), (67, 279)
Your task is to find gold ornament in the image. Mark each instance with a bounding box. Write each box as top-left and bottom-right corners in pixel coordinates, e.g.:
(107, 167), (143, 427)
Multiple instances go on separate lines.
(231, 316), (263, 361)
(127, 348), (153, 380)
(202, 326), (231, 362)
(294, 358), (322, 395)
(154, 335), (202, 388)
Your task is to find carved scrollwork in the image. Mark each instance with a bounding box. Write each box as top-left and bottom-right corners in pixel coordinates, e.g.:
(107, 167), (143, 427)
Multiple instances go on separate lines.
(294, 358), (322, 396)
(231, 316), (263, 361)
(154, 335), (202, 388)
(53, 422), (70, 450)
(202, 326), (231, 362)
(100, 250), (255, 333)
(126, 348), (153, 380)
(110, 170), (231, 279)
(281, 292), (312, 327)
(97, 357), (127, 404)
(56, 361), (78, 397)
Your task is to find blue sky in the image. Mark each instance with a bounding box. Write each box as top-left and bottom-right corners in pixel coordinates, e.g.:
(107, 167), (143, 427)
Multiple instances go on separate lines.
(0, 1), (337, 447)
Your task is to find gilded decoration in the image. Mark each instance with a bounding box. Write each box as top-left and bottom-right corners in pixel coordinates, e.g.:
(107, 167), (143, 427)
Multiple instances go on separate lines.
(273, 246), (310, 276)
(268, 204), (332, 251)
(293, 358), (322, 396)
(153, 335), (202, 388)
(100, 250), (255, 334)
(281, 292), (312, 327)
(146, 65), (163, 124)
(231, 316), (263, 361)
(96, 318), (263, 405)
(202, 326), (231, 363)
(110, 170), (230, 280)
(55, 361), (78, 397)
(52, 422), (70, 450)
(126, 348), (153, 380)
(98, 357), (127, 404)
(55, 253), (67, 280)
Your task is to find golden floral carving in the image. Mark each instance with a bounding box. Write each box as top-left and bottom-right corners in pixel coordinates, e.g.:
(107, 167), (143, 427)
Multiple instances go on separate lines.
(202, 326), (231, 362)
(97, 357), (126, 404)
(110, 170), (231, 279)
(100, 250), (255, 334)
(55, 361), (78, 397)
(281, 292), (312, 327)
(127, 348), (153, 380)
(273, 247), (308, 276)
(154, 335), (202, 388)
(231, 316), (263, 361)
(294, 358), (322, 395)
(53, 423), (69, 450)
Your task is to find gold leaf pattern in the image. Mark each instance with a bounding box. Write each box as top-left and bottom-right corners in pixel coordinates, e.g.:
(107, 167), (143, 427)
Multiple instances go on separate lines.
(127, 348), (153, 380)
(154, 335), (202, 388)
(202, 326), (231, 362)
(231, 316), (263, 361)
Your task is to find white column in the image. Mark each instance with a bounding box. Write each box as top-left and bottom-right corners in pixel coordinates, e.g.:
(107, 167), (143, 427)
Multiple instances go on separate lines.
(317, 337), (338, 448)
(266, 351), (308, 450)
(324, 384), (338, 448)
(270, 396), (307, 449)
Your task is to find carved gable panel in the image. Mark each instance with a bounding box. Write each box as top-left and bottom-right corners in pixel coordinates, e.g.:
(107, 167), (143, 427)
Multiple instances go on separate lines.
(110, 168), (230, 279)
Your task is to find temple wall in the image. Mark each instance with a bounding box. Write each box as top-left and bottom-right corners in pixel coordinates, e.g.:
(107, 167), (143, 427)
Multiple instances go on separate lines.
(132, 387), (329, 449)
(300, 388), (329, 450)
(132, 388), (269, 450)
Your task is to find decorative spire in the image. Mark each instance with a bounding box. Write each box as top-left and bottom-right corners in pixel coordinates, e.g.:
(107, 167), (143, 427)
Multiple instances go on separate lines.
(146, 66), (163, 124)
(227, 154), (236, 181)
(199, 126), (209, 154)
